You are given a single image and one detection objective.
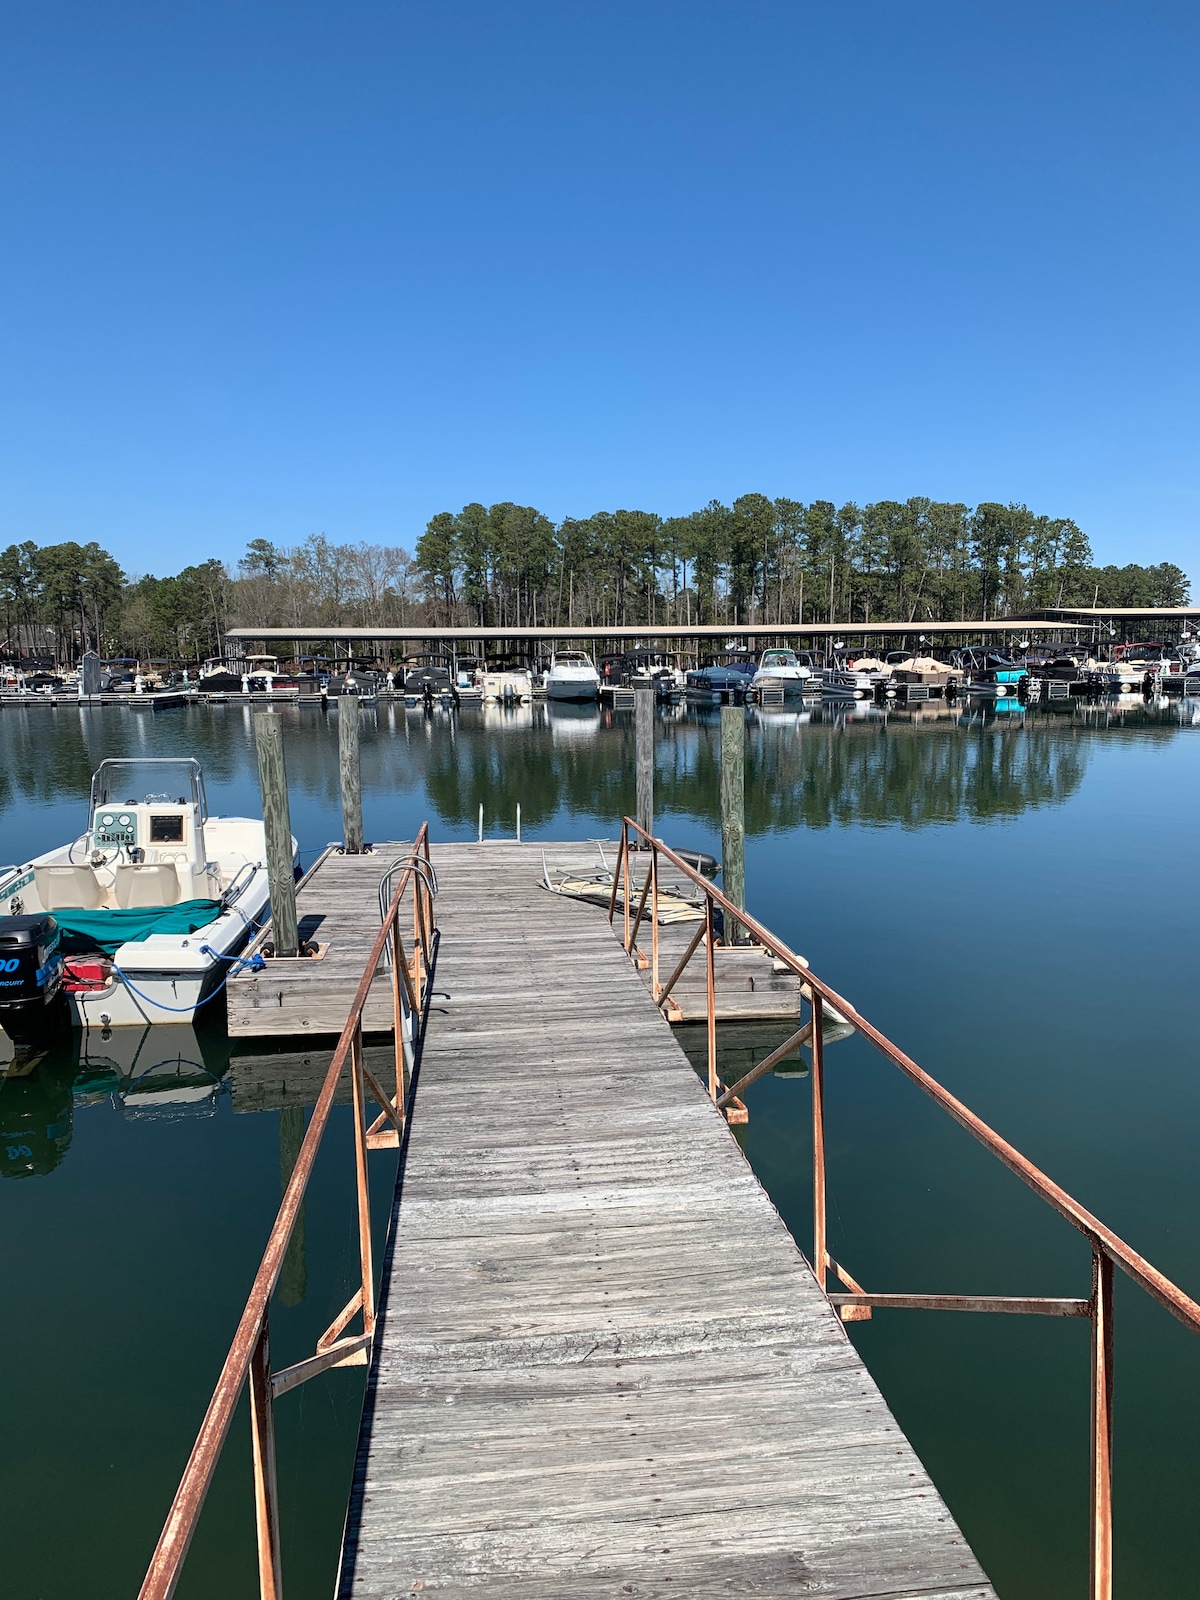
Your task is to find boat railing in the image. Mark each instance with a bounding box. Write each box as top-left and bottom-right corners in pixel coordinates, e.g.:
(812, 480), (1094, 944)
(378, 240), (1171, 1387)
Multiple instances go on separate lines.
(609, 814), (1200, 1600)
(137, 822), (437, 1600)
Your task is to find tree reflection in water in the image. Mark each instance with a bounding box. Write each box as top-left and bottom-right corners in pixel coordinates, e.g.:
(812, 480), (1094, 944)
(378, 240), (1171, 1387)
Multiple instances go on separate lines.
(410, 698), (1181, 836)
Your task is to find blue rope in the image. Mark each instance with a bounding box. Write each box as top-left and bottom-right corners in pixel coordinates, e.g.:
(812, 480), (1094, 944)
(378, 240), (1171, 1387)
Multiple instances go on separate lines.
(107, 946), (265, 1013)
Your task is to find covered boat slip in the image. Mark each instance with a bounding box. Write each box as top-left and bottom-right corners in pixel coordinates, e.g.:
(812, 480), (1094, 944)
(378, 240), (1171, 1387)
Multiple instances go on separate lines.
(338, 841), (994, 1599)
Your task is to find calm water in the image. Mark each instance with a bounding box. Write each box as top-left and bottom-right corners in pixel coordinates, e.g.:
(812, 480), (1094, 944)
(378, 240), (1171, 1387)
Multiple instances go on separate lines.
(2, 694), (1198, 1598)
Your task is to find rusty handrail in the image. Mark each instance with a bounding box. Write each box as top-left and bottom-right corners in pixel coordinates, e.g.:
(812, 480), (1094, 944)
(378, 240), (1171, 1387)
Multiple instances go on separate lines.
(619, 817), (1200, 1335)
(139, 824), (435, 1600)
(617, 815), (1200, 1600)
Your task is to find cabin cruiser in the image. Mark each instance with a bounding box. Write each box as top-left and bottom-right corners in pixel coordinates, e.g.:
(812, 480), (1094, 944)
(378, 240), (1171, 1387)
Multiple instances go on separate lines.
(0, 758), (288, 1039)
(545, 650), (601, 702)
(751, 649), (813, 698)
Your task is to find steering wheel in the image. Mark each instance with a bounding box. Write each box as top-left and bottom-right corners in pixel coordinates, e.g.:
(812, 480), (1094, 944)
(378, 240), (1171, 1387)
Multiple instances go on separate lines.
(88, 841), (125, 869)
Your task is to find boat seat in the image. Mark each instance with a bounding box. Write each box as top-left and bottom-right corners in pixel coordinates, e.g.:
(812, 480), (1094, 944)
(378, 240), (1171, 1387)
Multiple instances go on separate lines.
(112, 862), (182, 909)
(34, 864), (106, 911)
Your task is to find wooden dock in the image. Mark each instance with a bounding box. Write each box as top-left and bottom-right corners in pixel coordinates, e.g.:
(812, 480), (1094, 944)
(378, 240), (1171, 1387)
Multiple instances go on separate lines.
(227, 841), (807, 1037)
(336, 841), (995, 1599)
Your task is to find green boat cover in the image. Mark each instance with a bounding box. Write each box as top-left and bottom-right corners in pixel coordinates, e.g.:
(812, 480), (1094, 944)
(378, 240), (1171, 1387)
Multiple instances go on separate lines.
(53, 900), (223, 958)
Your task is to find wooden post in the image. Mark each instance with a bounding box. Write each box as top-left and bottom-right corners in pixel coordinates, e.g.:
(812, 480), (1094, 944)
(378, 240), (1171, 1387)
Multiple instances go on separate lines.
(720, 704), (746, 944)
(635, 685), (654, 838)
(253, 713), (299, 958)
(339, 694), (364, 854)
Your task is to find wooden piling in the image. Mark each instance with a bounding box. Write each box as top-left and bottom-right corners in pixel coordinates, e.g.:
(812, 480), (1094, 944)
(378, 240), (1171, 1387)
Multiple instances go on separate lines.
(635, 684), (654, 838)
(339, 694), (364, 854)
(720, 703), (746, 944)
(253, 713), (299, 958)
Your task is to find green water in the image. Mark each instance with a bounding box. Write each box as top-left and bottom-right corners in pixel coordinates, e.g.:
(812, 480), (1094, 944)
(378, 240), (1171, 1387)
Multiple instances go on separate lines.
(1, 694), (1198, 1598)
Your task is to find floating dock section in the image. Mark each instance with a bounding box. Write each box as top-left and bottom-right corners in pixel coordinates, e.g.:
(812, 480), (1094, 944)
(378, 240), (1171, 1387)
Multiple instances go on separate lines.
(227, 841), (809, 1036)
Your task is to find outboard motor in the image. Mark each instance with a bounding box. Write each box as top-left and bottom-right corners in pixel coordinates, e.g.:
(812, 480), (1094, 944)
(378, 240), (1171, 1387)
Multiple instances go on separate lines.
(0, 914), (68, 1046)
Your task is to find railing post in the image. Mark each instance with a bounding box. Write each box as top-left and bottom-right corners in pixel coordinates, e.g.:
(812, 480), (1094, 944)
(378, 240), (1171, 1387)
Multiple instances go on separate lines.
(1090, 1246), (1114, 1600)
(623, 820), (631, 953)
(811, 992), (826, 1291)
(651, 847), (659, 999)
(412, 870), (423, 999)
(249, 1315), (283, 1600)
(390, 917), (407, 1119)
(351, 1020), (376, 1337)
(705, 896), (717, 1100)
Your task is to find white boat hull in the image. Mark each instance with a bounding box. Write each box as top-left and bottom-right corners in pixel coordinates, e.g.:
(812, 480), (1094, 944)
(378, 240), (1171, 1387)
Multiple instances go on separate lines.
(752, 670), (812, 697)
(545, 677), (600, 701)
(67, 870), (270, 1027)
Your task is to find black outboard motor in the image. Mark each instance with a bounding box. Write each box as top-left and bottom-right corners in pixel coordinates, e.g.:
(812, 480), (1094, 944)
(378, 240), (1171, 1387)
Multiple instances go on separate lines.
(0, 914), (68, 1046)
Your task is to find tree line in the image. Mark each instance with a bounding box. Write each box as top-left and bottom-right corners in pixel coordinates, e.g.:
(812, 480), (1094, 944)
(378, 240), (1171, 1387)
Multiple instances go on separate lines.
(0, 499), (1189, 663)
(413, 496), (1189, 629)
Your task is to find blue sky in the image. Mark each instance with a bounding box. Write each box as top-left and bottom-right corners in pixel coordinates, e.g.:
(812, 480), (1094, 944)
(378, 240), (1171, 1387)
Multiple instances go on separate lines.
(2, 1), (1197, 581)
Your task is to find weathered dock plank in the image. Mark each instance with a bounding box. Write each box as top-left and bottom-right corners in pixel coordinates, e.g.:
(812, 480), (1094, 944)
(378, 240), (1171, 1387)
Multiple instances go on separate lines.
(338, 841), (995, 1599)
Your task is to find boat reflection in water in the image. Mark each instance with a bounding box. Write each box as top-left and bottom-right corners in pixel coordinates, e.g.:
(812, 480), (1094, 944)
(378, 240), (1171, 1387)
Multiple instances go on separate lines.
(546, 700), (602, 741)
(0, 1021), (231, 1176)
(480, 699), (535, 734)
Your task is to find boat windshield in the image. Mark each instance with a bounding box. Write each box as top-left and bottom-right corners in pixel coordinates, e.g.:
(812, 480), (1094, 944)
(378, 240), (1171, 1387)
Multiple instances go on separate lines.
(759, 651), (797, 667)
(90, 759), (208, 822)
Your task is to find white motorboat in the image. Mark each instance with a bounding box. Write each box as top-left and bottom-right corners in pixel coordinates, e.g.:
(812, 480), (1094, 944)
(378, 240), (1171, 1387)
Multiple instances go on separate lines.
(751, 648), (813, 698)
(544, 650), (601, 702)
(482, 668), (534, 703)
(0, 758), (289, 1036)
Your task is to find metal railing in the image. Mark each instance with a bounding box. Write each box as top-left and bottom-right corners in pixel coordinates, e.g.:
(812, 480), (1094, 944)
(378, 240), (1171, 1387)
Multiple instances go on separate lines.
(610, 815), (1200, 1600)
(138, 824), (437, 1600)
